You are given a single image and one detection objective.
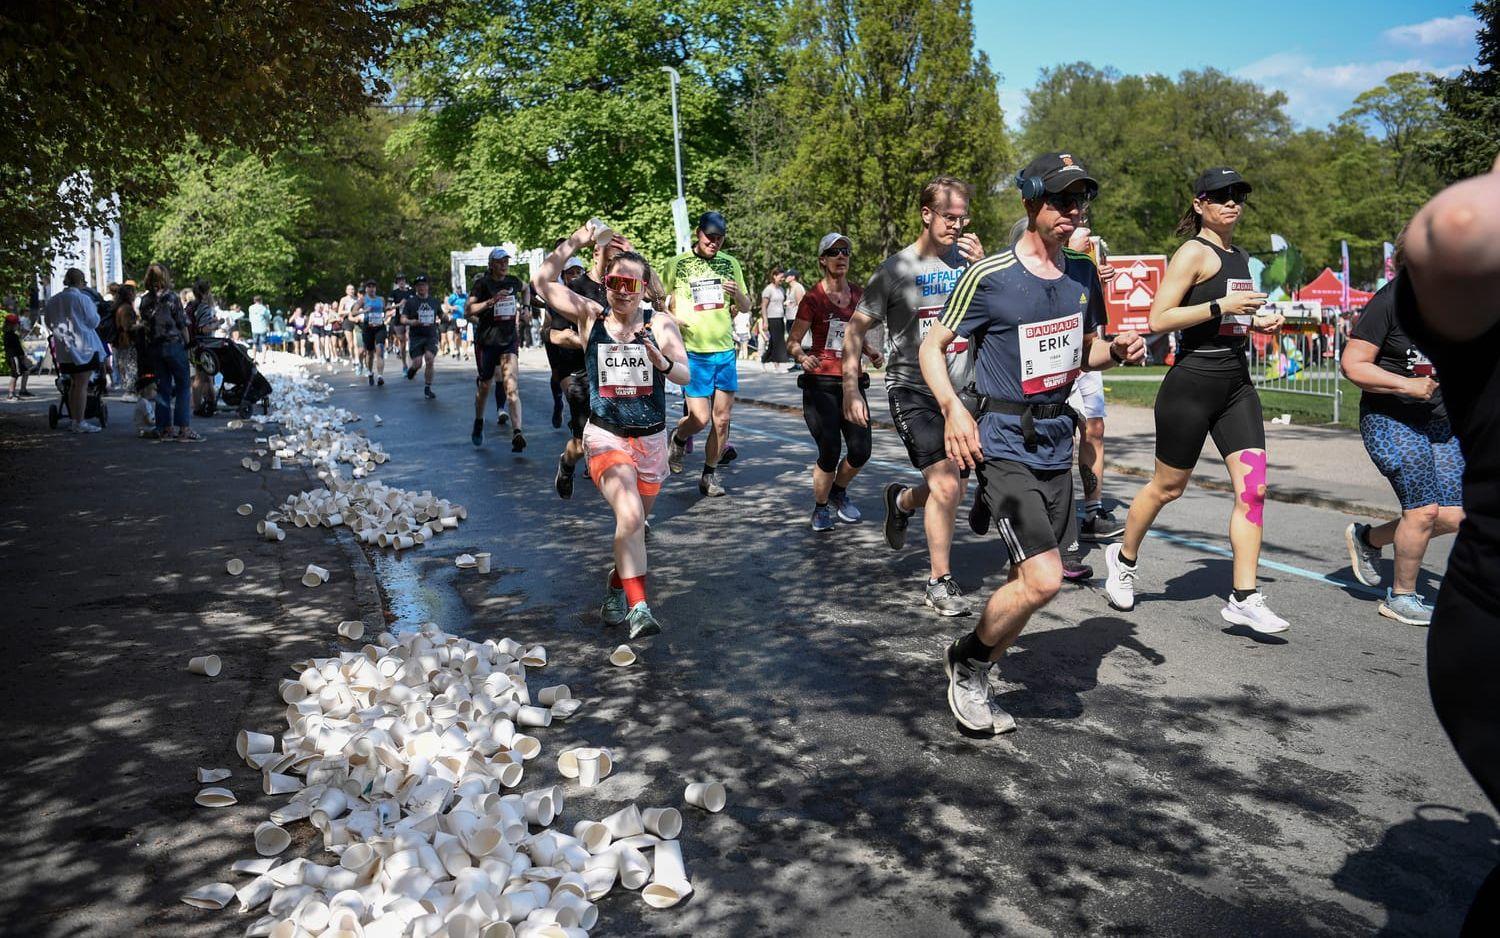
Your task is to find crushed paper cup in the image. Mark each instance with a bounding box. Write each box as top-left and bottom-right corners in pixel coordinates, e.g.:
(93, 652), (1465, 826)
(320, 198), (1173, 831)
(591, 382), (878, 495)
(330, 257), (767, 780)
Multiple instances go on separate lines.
(181, 882), (236, 910)
(236, 503), (254, 516)
(254, 821), (291, 856)
(226, 558), (245, 576)
(684, 780), (727, 813)
(195, 787), (237, 808)
(516, 706), (551, 728)
(536, 685), (570, 707)
(521, 645), (547, 668)
(337, 620), (364, 641)
(455, 553), (476, 569)
(608, 645), (636, 667)
(263, 771), (301, 795)
(227, 419), (244, 430)
(230, 858), (276, 876)
(572, 820), (611, 854)
(188, 655), (222, 677)
(615, 844), (652, 890)
(601, 804), (644, 839)
(302, 564), (330, 588)
(197, 767), (231, 784)
(557, 747), (613, 781)
(642, 807), (682, 840)
(642, 840), (693, 909)
(475, 552), (491, 574)
(237, 729), (274, 761)
(549, 698), (583, 720)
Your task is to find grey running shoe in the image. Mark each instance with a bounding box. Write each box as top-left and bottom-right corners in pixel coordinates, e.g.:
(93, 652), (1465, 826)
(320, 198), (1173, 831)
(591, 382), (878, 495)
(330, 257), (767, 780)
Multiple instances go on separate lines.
(944, 640), (998, 733)
(600, 586), (629, 626)
(668, 434), (686, 474)
(883, 483), (911, 550)
(831, 490), (861, 523)
(626, 601), (662, 639)
(699, 472), (725, 497)
(811, 504), (835, 532)
(1379, 590), (1432, 626)
(925, 576), (972, 617)
(1345, 522), (1383, 587)
(1081, 507), (1125, 541)
(990, 699), (1018, 734)
(1103, 543), (1136, 611)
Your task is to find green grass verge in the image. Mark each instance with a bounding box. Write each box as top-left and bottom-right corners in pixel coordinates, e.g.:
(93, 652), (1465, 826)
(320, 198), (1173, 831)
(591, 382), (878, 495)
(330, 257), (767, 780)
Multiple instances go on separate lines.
(1103, 376), (1361, 430)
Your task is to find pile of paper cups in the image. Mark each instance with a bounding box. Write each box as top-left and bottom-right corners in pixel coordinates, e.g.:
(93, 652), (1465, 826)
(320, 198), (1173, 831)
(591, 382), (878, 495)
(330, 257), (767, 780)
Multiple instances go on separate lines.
(265, 478), (466, 552)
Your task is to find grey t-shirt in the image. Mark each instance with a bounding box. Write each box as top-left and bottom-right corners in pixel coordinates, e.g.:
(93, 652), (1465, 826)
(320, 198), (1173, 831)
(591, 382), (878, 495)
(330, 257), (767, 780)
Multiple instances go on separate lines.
(856, 242), (973, 391)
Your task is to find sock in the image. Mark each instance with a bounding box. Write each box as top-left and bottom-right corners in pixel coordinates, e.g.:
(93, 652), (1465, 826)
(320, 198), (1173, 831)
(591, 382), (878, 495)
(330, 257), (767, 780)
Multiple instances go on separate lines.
(702, 464), (716, 476)
(1119, 551), (1137, 567)
(954, 629), (995, 664)
(928, 575), (946, 587)
(816, 501), (828, 508)
(896, 487), (914, 514)
(830, 483), (846, 502)
(1232, 587), (1256, 602)
(1083, 499), (1102, 514)
(473, 418), (483, 433)
(1358, 525), (1376, 549)
(622, 574), (647, 607)
(608, 568), (622, 590)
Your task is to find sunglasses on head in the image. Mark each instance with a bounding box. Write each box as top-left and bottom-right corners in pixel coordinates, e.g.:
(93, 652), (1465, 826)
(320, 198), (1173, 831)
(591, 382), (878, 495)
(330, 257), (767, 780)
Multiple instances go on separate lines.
(821, 246), (851, 257)
(605, 274), (644, 294)
(1044, 190), (1094, 213)
(1201, 185), (1251, 205)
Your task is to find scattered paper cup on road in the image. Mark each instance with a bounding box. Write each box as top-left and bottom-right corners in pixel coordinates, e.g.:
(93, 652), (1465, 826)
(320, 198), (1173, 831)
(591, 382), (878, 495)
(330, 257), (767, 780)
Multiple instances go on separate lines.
(236, 504), (254, 516)
(337, 620), (364, 641)
(521, 645), (547, 668)
(263, 771), (301, 795)
(237, 729), (274, 761)
(373, 415), (382, 425)
(182, 882), (236, 910)
(642, 807), (682, 840)
(574, 748), (605, 788)
(615, 844), (651, 890)
(516, 705), (551, 728)
(642, 840), (693, 909)
(249, 461), (261, 472)
(536, 685), (570, 707)
(475, 552), (491, 573)
(572, 820), (611, 854)
(550, 698), (583, 720)
(271, 456), (282, 470)
(609, 644), (636, 667)
(302, 564), (330, 588)
(558, 747), (613, 781)
(455, 553), (476, 569)
(197, 767), (231, 784)
(226, 558), (244, 576)
(601, 804), (644, 839)
(254, 821), (291, 856)
(195, 787), (237, 808)
(684, 781), (727, 813)
(188, 655), (222, 677)
(241, 457), (253, 469)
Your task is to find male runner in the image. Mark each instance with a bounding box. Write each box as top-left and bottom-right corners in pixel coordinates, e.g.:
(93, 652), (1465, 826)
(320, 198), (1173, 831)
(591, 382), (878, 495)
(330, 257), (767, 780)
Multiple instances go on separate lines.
(924, 152), (1145, 734)
(549, 255), (596, 496)
(356, 279), (388, 386)
(664, 211), (750, 497)
(389, 273), (413, 369)
(401, 274), (442, 399)
(468, 247), (528, 451)
(843, 175), (984, 616)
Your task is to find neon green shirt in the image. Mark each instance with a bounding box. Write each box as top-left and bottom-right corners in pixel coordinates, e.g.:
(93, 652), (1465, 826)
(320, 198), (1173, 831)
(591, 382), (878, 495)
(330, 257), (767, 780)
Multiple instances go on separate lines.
(661, 249), (747, 354)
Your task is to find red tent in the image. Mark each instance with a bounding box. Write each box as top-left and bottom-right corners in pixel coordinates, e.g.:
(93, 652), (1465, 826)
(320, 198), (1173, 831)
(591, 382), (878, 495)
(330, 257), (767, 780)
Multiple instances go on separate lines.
(1296, 267), (1374, 310)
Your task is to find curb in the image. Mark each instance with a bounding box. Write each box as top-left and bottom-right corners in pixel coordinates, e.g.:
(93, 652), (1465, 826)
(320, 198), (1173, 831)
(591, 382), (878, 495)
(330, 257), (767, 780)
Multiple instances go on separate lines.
(734, 394), (1397, 522)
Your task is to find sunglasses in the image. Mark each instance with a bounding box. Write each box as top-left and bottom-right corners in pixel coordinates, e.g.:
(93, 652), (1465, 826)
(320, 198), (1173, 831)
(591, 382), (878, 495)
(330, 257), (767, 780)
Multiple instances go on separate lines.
(1201, 186), (1251, 205)
(821, 246), (851, 257)
(1044, 190), (1094, 213)
(605, 274), (645, 294)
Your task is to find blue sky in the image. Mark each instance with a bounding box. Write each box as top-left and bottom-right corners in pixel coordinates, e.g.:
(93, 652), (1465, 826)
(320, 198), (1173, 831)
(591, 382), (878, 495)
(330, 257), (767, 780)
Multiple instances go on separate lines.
(973, 1), (1483, 128)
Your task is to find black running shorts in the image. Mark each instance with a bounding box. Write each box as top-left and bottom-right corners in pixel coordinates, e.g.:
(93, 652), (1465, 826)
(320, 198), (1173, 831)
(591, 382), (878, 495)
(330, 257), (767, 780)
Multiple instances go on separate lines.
(977, 458), (1074, 564)
(1154, 354), (1265, 470)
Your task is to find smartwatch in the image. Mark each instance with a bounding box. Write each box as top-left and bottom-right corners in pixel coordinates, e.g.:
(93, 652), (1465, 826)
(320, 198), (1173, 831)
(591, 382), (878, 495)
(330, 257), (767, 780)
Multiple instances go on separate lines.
(1209, 300), (1223, 318)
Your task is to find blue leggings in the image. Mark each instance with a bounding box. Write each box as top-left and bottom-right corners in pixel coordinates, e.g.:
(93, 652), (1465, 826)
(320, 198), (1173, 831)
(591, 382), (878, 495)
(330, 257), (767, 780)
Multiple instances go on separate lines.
(1359, 411), (1463, 510)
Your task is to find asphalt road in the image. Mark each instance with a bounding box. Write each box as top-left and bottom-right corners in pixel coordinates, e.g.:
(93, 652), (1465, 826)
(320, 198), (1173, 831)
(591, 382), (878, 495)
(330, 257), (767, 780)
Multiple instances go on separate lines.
(318, 353), (1492, 936)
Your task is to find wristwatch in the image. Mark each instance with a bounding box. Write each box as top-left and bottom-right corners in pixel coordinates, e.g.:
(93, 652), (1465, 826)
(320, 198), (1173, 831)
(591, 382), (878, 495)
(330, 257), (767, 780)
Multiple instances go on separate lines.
(1209, 300), (1223, 318)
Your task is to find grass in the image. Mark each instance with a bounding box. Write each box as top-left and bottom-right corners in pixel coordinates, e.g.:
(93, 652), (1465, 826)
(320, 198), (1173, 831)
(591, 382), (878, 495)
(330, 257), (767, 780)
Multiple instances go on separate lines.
(1103, 374), (1361, 430)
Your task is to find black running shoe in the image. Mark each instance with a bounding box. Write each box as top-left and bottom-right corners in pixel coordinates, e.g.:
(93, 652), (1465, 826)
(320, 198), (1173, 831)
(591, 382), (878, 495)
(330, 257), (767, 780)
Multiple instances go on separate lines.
(424, 385), (436, 399)
(406, 364), (418, 380)
(368, 373), (374, 386)
(555, 454), (575, 499)
(512, 430), (526, 453)
(471, 419), (483, 447)
(551, 400), (563, 429)
(721, 443), (738, 464)
(883, 483), (911, 550)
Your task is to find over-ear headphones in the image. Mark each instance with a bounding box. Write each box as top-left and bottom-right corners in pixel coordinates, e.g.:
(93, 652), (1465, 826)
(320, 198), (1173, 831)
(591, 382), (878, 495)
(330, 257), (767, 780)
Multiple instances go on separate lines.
(1015, 170), (1046, 202)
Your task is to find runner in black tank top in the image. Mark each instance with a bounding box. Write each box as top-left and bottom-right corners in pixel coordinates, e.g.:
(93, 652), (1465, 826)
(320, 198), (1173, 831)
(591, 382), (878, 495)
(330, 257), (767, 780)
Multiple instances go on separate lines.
(1102, 167), (1294, 634)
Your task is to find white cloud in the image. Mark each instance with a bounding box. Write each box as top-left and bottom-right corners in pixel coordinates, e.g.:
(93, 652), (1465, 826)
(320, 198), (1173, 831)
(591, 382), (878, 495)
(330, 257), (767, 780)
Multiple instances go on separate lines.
(1383, 14), (1480, 47)
(1238, 52), (1467, 126)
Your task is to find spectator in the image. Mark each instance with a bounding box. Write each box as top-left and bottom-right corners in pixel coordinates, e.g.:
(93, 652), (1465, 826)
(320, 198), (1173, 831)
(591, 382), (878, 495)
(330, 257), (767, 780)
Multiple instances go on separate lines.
(187, 278), (218, 415)
(140, 262), (202, 441)
(760, 267), (789, 367)
(783, 268), (807, 371)
(42, 269), (107, 432)
(248, 294), (271, 355)
(112, 284), (140, 402)
(5, 312), (32, 400)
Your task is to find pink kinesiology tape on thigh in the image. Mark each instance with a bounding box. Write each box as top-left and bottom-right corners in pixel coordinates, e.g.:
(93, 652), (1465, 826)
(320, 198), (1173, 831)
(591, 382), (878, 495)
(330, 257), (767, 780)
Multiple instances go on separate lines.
(1238, 450), (1267, 526)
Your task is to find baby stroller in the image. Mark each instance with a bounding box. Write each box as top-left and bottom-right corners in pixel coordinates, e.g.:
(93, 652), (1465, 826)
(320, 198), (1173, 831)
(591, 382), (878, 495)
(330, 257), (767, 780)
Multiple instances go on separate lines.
(193, 336), (271, 418)
(46, 339), (108, 429)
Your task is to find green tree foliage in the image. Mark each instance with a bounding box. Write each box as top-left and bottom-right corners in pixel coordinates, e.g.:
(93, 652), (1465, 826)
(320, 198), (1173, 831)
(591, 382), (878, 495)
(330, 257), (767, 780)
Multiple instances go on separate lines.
(1431, 0), (1500, 182)
(0, 0), (429, 288)
(728, 0), (1010, 283)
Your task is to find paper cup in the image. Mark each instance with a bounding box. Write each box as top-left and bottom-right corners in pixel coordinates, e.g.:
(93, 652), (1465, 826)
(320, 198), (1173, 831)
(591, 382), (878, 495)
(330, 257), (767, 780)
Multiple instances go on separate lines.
(306, 564), (330, 583)
(536, 685), (570, 707)
(230, 857), (276, 876)
(615, 845), (651, 891)
(642, 840), (693, 909)
(455, 553), (476, 569)
(197, 767), (231, 784)
(271, 456), (282, 470)
(521, 645), (547, 668)
(572, 820), (611, 854)
(642, 807), (682, 840)
(263, 771), (301, 795)
(574, 748), (604, 788)
(684, 781), (727, 813)
(249, 461), (261, 472)
(549, 698), (582, 720)
(254, 821), (291, 856)
(373, 415), (382, 425)
(195, 787), (237, 808)
(241, 457), (253, 469)
(608, 644), (636, 667)
(226, 558), (245, 576)
(188, 655), (222, 677)
(475, 552), (491, 574)
(182, 882), (236, 910)
(600, 804), (644, 839)
(521, 790), (555, 827)
(337, 620), (364, 641)
(515, 706), (551, 728)
(237, 729), (274, 761)
(557, 747), (613, 781)
(237, 504), (254, 516)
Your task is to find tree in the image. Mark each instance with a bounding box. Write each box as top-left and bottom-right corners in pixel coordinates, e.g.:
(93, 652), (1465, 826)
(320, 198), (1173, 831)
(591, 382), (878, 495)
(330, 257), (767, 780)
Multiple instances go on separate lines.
(1342, 72), (1441, 191)
(0, 0), (429, 288)
(1431, 1), (1500, 182)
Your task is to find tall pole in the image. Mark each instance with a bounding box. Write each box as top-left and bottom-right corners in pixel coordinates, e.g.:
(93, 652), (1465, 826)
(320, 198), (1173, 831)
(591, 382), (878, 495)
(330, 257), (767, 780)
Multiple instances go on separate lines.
(661, 66), (684, 201)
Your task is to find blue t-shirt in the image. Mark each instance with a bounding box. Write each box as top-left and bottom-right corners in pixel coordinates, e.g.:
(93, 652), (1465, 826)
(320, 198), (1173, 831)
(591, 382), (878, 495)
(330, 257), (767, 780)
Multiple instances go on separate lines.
(447, 293), (467, 323)
(941, 247), (1105, 469)
(361, 295), (386, 327)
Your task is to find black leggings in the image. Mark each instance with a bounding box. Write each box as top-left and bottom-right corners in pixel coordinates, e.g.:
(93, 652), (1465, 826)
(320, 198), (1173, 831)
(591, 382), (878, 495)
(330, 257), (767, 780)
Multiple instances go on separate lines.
(1154, 355), (1265, 469)
(801, 376), (871, 473)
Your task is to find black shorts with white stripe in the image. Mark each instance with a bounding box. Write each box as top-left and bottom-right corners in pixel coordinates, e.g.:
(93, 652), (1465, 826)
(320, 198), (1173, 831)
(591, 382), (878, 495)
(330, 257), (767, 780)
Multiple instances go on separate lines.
(975, 458), (1074, 564)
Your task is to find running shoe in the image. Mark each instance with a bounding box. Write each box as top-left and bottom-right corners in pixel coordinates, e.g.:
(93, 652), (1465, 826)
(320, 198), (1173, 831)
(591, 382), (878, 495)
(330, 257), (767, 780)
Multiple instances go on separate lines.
(925, 576), (972, 617)
(1103, 543), (1136, 611)
(1062, 556), (1093, 581)
(811, 504), (835, 532)
(989, 699), (1018, 734)
(830, 490), (861, 524)
(424, 386), (436, 400)
(406, 364), (418, 380)
(968, 494), (991, 536)
(625, 601), (662, 639)
(471, 419), (483, 447)
(943, 640), (998, 733)
(71, 420), (102, 434)
(368, 373), (374, 386)
(497, 411), (510, 428)
(512, 430), (526, 453)
(721, 443), (738, 464)
(1379, 590), (1432, 626)
(17, 389), (33, 397)
(600, 586), (629, 626)
(699, 472), (725, 497)
(1220, 592), (1291, 634)
(1080, 507), (1125, 541)
(1345, 522), (1383, 588)
(377, 377), (385, 386)
(177, 428), (205, 443)
(551, 400), (563, 429)
(555, 455), (575, 499)
(668, 434), (686, 474)
(883, 483), (911, 550)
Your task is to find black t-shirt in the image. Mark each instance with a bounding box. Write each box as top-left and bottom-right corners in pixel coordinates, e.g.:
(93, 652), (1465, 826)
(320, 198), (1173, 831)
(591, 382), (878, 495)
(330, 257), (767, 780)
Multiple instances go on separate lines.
(4, 328), (24, 359)
(402, 293), (443, 336)
(470, 274), (525, 347)
(1395, 269), (1500, 576)
(1351, 279), (1444, 423)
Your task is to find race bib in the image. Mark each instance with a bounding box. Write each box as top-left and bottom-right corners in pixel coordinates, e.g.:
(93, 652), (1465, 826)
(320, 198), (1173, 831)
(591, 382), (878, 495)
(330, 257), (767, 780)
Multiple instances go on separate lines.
(918, 306), (969, 357)
(825, 318), (847, 353)
(495, 295), (517, 320)
(1219, 279), (1255, 336)
(689, 277), (725, 311)
(418, 305), (436, 326)
(1410, 349), (1435, 377)
(365, 303), (384, 326)
(597, 343), (653, 398)
(1019, 312), (1084, 395)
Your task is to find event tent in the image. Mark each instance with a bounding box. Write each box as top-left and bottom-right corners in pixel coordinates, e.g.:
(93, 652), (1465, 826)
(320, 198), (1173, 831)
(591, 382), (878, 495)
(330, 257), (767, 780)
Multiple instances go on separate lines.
(1296, 268), (1374, 310)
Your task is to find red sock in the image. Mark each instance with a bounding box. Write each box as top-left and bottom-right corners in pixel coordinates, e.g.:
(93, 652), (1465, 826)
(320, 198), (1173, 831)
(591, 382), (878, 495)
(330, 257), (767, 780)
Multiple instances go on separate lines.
(622, 574), (648, 608)
(608, 568), (622, 589)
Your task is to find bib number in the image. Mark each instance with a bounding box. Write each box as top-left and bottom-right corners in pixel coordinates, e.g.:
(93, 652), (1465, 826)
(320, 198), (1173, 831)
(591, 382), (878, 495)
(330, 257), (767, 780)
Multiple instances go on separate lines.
(689, 277), (725, 311)
(1219, 279), (1254, 336)
(1019, 312), (1084, 395)
(825, 318), (847, 354)
(1411, 350), (1435, 378)
(918, 306), (969, 357)
(365, 303), (384, 326)
(418, 306), (435, 326)
(495, 296), (517, 320)
(597, 343), (652, 398)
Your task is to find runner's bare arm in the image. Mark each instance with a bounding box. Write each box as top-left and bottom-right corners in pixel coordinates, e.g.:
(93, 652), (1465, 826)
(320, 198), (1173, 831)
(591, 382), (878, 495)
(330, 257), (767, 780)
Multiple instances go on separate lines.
(1404, 152), (1500, 342)
(533, 227), (602, 327)
(786, 317), (811, 368)
(1082, 329), (1145, 371)
(1148, 241), (1265, 333)
(1341, 338), (1435, 399)
(842, 312), (875, 426)
(920, 319), (982, 471)
(647, 313), (691, 387)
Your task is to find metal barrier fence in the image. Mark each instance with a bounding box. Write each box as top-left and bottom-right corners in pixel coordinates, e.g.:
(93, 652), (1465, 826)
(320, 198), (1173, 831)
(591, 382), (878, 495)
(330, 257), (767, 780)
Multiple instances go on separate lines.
(1246, 317), (1344, 423)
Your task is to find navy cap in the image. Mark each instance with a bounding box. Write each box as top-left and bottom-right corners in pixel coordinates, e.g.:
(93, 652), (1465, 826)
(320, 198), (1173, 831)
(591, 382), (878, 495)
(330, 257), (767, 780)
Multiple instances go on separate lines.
(696, 211), (727, 236)
(413, 273), (430, 284)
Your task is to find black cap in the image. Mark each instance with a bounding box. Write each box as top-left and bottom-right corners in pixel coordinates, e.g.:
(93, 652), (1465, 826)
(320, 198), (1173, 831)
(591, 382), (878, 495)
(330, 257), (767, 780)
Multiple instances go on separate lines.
(696, 211), (727, 236)
(413, 273), (429, 284)
(1193, 167), (1251, 195)
(395, 272), (407, 281)
(1020, 152), (1099, 196)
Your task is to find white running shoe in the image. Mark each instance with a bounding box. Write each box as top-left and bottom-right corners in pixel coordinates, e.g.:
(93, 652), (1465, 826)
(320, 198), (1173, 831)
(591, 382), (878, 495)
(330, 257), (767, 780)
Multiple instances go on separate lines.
(1104, 543), (1136, 611)
(1220, 592), (1290, 633)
